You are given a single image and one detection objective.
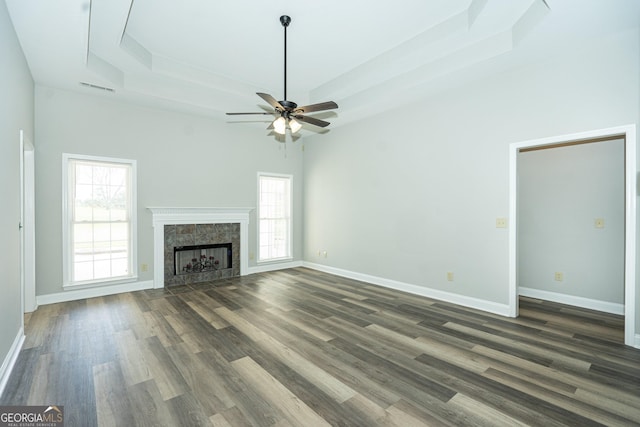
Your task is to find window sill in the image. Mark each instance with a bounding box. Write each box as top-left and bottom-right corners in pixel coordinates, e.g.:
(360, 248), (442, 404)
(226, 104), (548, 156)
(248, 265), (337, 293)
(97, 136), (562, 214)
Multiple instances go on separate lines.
(257, 257), (293, 265)
(63, 276), (138, 291)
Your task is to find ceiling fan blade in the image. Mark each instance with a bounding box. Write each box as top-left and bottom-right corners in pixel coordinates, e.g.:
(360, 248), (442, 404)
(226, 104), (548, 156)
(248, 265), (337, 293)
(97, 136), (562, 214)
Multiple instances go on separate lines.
(293, 114), (330, 128)
(294, 101), (338, 114)
(257, 92), (285, 111)
(226, 112), (273, 115)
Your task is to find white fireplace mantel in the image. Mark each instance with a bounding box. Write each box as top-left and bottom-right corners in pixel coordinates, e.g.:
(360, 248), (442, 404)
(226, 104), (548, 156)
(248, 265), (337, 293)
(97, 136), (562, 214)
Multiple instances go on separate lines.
(148, 207), (253, 288)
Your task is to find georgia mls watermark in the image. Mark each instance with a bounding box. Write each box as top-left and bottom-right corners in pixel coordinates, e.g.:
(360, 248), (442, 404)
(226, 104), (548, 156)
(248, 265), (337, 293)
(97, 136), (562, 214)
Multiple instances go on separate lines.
(0, 406), (63, 427)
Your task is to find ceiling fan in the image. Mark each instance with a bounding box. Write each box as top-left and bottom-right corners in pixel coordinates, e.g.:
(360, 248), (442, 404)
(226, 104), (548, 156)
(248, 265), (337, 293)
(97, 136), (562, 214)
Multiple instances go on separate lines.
(226, 15), (338, 135)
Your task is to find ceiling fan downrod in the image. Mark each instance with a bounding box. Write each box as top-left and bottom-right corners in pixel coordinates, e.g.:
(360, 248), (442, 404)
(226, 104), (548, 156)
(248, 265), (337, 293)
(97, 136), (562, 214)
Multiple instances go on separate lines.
(280, 15), (291, 102)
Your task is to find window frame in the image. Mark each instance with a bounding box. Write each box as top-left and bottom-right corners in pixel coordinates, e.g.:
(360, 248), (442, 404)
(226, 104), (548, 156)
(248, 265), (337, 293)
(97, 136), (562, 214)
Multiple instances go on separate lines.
(62, 153), (138, 289)
(257, 172), (293, 263)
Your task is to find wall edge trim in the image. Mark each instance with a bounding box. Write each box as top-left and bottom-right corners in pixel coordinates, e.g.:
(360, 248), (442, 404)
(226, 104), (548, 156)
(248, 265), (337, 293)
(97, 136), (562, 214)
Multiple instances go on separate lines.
(0, 327), (25, 400)
(37, 280), (154, 306)
(303, 262), (511, 317)
(248, 260), (304, 275)
(519, 286), (625, 315)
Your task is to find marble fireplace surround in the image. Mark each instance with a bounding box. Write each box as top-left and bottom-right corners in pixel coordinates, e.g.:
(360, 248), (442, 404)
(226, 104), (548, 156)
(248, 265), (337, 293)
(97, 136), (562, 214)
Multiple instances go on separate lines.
(148, 207), (252, 288)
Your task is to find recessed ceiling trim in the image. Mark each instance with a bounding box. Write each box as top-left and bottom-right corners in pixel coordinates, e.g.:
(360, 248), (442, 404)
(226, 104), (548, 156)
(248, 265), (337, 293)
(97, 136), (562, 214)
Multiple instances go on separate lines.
(309, 0), (498, 102)
(468, 0), (489, 27)
(119, 29), (268, 98)
(121, 33), (152, 69)
(328, 30), (515, 127)
(87, 51), (124, 86)
(84, 0), (93, 65)
(120, 0), (135, 44)
(151, 55), (266, 98)
(315, 30), (514, 107)
(312, 0), (549, 106)
(513, 0), (551, 46)
(311, 7), (473, 101)
(123, 73), (260, 114)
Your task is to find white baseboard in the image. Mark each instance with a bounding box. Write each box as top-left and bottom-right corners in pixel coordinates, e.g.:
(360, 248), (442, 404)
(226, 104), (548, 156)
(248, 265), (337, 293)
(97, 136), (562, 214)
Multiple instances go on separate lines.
(635, 334), (640, 349)
(247, 260), (303, 275)
(518, 287), (624, 315)
(37, 280), (155, 306)
(0, 327), (25, 400)
(303, 262), (511, 317)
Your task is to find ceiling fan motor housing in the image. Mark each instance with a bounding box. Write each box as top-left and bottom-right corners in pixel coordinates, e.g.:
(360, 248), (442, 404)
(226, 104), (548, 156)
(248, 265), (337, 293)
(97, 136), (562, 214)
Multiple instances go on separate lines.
(278, 100), (298, 118)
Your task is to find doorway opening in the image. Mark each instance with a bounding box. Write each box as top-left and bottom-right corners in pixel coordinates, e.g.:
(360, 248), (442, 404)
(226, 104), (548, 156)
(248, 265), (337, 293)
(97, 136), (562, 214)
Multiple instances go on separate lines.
(20, 129), (36, 314)
(509, 125), (637, 347)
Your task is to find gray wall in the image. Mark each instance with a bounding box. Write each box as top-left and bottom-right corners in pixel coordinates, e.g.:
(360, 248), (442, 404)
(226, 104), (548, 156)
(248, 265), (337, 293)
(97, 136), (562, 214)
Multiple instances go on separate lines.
(35, 87), (304, 296)
(0, 0), (34, 378)
(517, 140), (625, 303)
(303, 26), (639, 325)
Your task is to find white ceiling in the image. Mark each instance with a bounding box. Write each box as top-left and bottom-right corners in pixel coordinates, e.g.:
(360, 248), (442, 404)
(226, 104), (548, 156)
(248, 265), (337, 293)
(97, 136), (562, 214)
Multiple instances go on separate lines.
(5, 0), (640, 130)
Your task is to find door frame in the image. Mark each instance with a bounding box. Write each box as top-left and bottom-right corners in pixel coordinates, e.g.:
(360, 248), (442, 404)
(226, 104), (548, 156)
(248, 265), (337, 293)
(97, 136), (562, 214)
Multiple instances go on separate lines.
(508, 124), (637, 347)
(20, 129), (36, 313)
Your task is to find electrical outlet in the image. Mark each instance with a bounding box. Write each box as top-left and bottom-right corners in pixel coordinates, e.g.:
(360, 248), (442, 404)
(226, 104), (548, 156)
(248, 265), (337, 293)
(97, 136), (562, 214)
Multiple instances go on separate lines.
(141, 263), (148, 272)
(554, 272), (563, 281)
(496, 218), (508, 228)
(447, 272), (454, 282)
(594, 218), (605, 229)
(323, 251), (328, 258)
(249, 252), (255, 260)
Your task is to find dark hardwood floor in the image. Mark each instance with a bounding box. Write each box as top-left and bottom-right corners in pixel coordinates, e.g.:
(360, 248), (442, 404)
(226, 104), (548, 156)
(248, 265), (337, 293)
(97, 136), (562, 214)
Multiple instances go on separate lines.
(2, 267), (639, 426)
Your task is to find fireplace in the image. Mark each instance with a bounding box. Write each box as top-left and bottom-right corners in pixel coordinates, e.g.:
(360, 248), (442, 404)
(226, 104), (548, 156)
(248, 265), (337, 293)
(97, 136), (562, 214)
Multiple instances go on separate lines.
(148, 207), (252, 289)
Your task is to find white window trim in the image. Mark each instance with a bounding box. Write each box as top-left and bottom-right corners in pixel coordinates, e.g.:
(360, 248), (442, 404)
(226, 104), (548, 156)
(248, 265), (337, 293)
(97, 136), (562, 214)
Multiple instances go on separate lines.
(257, 172), (293, 264)
(62, 153), (138, 289)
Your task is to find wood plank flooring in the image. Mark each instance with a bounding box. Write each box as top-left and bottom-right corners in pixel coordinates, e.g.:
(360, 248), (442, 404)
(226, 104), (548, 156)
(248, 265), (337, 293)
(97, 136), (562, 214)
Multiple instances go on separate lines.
(2, 267), (639, 426)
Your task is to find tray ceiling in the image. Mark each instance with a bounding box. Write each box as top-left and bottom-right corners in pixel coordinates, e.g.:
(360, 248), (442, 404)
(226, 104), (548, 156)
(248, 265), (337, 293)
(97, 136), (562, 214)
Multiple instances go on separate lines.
(5, 0), (640, 128)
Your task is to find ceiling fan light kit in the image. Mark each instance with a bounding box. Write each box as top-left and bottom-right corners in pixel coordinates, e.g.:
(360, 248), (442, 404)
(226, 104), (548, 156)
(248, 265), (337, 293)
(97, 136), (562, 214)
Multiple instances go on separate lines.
(273, 116), (287, 134)
(289, 118), (302, 133)
(226, 15), (338, 137)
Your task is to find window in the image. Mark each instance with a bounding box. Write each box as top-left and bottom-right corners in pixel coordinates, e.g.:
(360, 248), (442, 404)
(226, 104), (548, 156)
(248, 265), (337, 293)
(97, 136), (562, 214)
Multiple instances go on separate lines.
(258, 173), (292, 262)
(63, 154), (137, 287)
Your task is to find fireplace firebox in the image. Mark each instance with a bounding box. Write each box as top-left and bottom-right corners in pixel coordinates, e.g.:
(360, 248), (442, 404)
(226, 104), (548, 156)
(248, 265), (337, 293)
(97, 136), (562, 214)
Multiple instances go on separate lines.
(174, 243), (232, 275)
